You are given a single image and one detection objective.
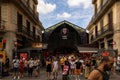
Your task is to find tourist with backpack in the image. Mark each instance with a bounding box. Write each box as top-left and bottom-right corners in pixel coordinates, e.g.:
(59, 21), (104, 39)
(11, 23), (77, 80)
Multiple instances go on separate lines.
(62, 60), (70, 80)
(88, 56), (114, 80)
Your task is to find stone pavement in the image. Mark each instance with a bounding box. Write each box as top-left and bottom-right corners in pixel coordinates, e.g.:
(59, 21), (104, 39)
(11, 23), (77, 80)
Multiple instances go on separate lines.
(1, 68), (120, 80)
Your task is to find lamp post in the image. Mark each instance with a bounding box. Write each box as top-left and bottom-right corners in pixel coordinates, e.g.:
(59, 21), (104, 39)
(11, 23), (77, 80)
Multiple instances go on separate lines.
(14, 38), (17, 56)
(14, 41), (17, 56)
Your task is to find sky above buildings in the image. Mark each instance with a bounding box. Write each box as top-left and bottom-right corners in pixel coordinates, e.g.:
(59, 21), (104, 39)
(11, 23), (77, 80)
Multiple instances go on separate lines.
(37, 0), (93, 29)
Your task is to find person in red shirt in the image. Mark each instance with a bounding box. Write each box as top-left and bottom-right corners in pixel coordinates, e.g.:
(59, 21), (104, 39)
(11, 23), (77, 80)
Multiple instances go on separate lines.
(62, 60), (70, 80)
(18, 56), (24, 79)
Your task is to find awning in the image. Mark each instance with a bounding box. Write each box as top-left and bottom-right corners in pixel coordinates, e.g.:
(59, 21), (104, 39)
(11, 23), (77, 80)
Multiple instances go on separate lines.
(77, 47), (98, 53)
(17, 47), (42, 52)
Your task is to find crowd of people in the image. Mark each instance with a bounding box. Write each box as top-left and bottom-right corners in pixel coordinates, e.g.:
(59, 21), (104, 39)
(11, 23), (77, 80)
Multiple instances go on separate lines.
(12, 56), (40, 79)
(3, 53), (120, 80)
(44, 54), (120, 80)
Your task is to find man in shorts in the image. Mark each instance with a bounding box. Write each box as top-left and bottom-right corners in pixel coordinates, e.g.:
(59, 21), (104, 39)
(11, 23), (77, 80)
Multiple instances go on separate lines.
(12, 56), (19, 79)
(75, 58), (82, 80)
(52, 57), (59, 79)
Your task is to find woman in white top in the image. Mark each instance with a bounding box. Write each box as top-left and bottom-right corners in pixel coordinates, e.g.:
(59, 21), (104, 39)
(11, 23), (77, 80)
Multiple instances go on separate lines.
(69, 57), (76, 76)
(117, 55), (120, 71)
(52, 57), (59, 79)
(113, 56), (117, 74)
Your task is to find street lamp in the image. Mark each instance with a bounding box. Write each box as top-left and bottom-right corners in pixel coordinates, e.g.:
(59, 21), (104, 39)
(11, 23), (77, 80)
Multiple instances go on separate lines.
(14, 38), (17, 56)
(42, 30), (45, 43)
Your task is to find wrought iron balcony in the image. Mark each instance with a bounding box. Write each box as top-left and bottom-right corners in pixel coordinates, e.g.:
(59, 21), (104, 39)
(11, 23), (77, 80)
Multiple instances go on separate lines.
(91, 0), (115, 24)
(16, 25), (37, 40)
(12, 0), (39, 23)
(92, 24), (114, 42)
(20, 0), (38, 19)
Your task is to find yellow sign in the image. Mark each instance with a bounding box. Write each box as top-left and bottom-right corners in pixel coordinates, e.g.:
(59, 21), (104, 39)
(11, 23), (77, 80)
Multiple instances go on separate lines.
(0, 51), (6, 64)
(0, 42), (2, 48)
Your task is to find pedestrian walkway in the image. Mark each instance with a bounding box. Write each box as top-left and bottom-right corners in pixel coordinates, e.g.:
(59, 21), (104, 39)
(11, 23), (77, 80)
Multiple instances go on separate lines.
(1, 68), (120, 80)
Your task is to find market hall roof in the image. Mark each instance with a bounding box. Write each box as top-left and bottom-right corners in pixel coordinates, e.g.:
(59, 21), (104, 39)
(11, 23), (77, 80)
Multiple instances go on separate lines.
(45, 20), (86, 34)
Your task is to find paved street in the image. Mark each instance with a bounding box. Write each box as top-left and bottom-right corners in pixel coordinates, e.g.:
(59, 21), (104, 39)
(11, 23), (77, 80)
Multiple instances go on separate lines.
(1, 68), (120, 80)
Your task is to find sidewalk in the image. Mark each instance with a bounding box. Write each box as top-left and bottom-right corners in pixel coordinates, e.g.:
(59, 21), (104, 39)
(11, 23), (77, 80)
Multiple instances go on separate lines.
(1, 68), (120, 80)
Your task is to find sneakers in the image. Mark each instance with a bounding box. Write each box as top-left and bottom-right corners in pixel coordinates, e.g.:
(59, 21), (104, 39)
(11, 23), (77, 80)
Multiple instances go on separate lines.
(76, 78), (80, 80)
(13, 76), (16, 79)
(18, 76), (20, 79)
(13, 76), (20, 79)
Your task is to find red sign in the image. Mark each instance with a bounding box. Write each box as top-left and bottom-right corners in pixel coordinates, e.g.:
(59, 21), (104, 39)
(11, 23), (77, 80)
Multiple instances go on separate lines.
(102, 52), (110, 57)
(20, 53), (28, 60)
(2, 39), (6, 43)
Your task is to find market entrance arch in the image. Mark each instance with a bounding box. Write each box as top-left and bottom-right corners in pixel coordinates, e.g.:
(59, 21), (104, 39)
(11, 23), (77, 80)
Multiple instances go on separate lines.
(43, 20), (88, 55)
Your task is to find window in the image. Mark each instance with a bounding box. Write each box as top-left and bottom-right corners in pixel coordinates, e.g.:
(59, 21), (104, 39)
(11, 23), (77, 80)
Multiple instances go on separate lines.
(95, 3), (97, 14)
(95, 25), (98, 37)
(17, 12), (23, 31)
(100, 19), (103, 32)
(91, 35), (94, 42)
(27, 0), (30, 7)
(33, 26), (36, 36)
(108, 11), (113, 30)
(33, 5), (35, 14)
(26, 20), (30, 35)
(108, 40), (113, 49)
(101, 43), (104, 49)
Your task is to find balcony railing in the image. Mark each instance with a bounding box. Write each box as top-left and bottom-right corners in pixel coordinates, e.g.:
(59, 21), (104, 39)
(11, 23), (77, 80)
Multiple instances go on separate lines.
(91, 0), (115, 23)
(20, 0), (38, 19)
(92, 24), (114, 42)
(13, 0), (38, 22)
(96, 0), (108, 14)
(17, 25), (37, 40)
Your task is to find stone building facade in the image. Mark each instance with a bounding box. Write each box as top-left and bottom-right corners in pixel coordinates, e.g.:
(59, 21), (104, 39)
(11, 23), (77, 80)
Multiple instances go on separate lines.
(87, 0), (120, 54)
(0, 0), (43, 60)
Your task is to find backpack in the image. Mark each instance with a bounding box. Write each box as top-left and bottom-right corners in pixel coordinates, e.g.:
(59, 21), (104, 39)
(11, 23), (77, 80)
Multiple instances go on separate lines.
(96, 69), (109, 80)
(62, 65), (69, 75)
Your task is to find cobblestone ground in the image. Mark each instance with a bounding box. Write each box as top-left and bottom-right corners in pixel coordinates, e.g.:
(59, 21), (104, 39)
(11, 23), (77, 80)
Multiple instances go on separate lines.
(1, 68), (120, 80)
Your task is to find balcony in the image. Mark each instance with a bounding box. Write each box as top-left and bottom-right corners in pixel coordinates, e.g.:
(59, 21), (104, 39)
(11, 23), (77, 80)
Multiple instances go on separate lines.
(12, 0), (39, 23)
(91, 24), (114, 43)
(0, 20), (6, 33)
(91, 0), (115, 24)
(16, 25), (37, 40)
